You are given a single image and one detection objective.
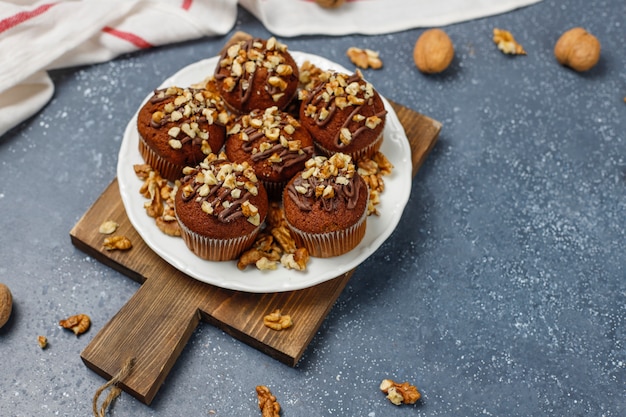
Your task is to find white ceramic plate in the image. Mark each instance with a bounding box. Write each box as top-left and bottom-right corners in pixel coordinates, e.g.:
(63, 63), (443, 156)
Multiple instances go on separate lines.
(117, 51), (412, 293)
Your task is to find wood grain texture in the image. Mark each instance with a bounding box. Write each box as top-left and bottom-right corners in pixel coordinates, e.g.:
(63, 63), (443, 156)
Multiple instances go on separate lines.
(71, 100), (440, 404)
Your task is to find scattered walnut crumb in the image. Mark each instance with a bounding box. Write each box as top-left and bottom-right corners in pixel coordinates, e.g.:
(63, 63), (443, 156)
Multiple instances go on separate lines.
(98, 220), (119, 235)
(357, 151), (394, 215)
(59, 314), (91, 336)
(102, 235), (132, 251)
(38, 335), (48, 349)
(492, 28), (526, 55)
(134, 164), (181, 237)
(256, 385), (281, 417)
(263, 309), (293, 331)
(238, 202), (310, 272)
(280, 247), (309, 271)
(347, 47), (383, 70)
(380, 378), (421, 405)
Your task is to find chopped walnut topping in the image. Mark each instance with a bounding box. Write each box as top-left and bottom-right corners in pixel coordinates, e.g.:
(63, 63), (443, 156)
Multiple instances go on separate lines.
(181, 156), (262, 225)
(217, 37), (294, 100)
(300, 70), (384, 147)
(149, 86), (228, 151)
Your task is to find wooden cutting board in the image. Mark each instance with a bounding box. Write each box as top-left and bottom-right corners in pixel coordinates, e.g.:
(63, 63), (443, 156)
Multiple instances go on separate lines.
(70, 100), (441, 405)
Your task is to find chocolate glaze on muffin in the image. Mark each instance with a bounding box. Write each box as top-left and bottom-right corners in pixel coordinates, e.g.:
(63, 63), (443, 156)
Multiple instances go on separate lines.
(299, 71), (387, 160)
(175, 153), (269, 261)
(282, 153), (368, 257)
(225, 106), (314, 199)
(137, 86), (229, 181)
(214, 37), (299, 114)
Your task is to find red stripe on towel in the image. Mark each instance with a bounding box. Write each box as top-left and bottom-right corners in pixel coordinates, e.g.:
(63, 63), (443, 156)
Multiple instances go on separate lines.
(182, 0), (193, 10)
(0, 3), (58, 35)
(102, 26), (153, 49)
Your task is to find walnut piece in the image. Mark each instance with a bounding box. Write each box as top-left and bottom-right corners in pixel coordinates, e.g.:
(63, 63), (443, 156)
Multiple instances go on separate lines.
(103, 235), (132, 251)
(38, 335), (48, 349)
(357, 151), (394, 215)
(155, 216), (181, 237)
(413, 29), (455, 74)
(238, 204), (310, 272)
(59, 314), (91, 336)
(554, 27), (601, 72)
(134, 164), (182, 239)
(98, 220), (119, 235)
(256, 385), (281, 417)
(346, 47), (383, 70)
(263, 309), (293, 331)
(280, 247), (309, 271)
(492, 28), (526, 55)
(380, 379), (421, 405)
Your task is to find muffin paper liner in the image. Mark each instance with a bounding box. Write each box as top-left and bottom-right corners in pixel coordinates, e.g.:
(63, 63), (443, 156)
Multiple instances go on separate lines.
(286, 209), (367, 258)
(177, 218), (262, 261)
(314, 131), (384, 161)
(138, 134), (184, 182)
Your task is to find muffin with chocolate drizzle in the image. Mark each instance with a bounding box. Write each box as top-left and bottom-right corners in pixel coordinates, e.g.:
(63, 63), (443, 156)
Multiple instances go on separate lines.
(282, 153), (369, 258)
(225, 106), (314, 199)
(299, 70), (387, 161)
(137, 86), (229, 181)
(174, 153), (269, 261)
(214, 37), (299, 114)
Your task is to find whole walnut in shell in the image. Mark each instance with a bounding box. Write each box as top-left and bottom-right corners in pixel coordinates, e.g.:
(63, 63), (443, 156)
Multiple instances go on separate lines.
(554, 27), (601, 72)
(413, 29), (455, 74)
(0, 283), (12, 329)
(315, 0), (345, 8)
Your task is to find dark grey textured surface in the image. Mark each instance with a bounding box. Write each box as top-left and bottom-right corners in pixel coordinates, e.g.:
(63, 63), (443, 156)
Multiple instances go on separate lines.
(1, 1), (624, 416)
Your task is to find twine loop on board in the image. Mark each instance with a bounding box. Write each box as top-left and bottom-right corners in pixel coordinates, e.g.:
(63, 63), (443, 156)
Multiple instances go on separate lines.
(92, 357), (136, 417)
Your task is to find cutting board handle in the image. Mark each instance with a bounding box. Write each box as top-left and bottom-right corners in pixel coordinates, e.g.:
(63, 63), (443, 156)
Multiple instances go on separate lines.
(81, 269), (204, 404)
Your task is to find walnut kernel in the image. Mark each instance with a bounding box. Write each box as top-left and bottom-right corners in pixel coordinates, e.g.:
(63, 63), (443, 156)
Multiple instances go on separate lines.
(554, 27), (601, 72)
(98, 220), (119, 235)
(103, 235), (132, 251)
(38, 335), (48, 349)
(59, 314), (91, 336)
(263, 309), (293, 331)
(380, 378), (421, 405)
(492, 28), (526, 55)
(347, 47), (383, 70)
(256, 385), (281, 417)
